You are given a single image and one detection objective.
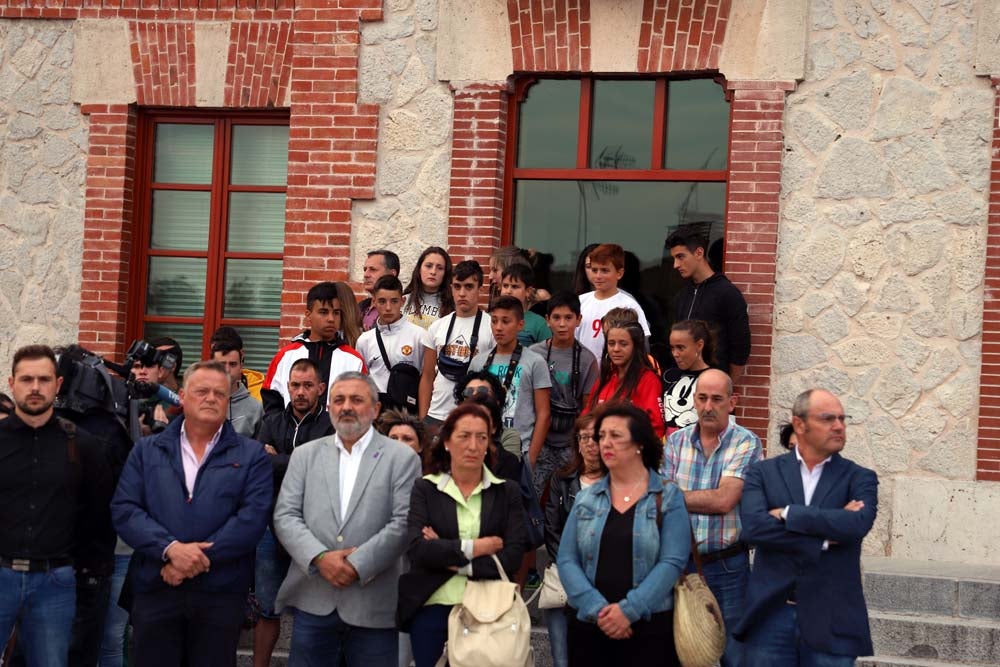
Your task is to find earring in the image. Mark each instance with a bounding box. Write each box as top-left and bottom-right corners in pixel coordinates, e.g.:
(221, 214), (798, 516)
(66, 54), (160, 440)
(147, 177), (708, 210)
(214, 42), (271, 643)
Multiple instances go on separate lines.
(444, 447), (449, 452)
(636, 449), (641, 455)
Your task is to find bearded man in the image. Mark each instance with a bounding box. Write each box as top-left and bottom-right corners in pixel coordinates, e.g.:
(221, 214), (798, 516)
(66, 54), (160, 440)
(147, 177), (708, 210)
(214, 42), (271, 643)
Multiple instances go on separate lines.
(273, 371), (420, 667)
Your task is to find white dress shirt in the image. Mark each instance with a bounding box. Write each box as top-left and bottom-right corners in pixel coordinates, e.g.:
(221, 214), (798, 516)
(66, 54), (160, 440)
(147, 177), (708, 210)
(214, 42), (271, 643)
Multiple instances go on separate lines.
(179, 422), (223, 498)
(335, 426), (375, 522)
(782, 446), (833, 550)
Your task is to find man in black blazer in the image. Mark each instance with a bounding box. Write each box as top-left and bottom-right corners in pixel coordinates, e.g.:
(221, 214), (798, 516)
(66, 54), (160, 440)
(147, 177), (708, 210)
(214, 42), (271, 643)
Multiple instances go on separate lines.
(735, 389), (878, 666)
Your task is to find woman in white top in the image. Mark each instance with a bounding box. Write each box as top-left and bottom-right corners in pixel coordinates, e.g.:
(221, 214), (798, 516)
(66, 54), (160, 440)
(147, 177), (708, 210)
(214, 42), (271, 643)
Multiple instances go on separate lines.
(403, 246), (454, 329)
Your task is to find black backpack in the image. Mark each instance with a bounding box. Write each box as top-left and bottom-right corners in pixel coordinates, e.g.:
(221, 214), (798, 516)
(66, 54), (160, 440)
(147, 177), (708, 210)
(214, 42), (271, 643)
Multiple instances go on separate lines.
(375, 326), (421, 412)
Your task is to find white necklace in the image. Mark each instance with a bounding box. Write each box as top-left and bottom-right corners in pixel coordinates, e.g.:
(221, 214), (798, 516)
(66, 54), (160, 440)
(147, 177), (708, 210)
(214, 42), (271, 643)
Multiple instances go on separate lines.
(613, 475), (647, 503)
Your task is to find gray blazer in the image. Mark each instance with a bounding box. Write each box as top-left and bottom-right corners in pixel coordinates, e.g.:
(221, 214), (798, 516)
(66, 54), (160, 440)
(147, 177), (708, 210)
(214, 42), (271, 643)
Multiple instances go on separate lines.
(273, 429), (421, 628)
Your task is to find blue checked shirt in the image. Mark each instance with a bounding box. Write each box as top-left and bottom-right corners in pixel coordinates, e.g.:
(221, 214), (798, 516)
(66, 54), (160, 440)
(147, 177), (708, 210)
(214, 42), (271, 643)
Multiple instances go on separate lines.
(662, 422), (762, 554)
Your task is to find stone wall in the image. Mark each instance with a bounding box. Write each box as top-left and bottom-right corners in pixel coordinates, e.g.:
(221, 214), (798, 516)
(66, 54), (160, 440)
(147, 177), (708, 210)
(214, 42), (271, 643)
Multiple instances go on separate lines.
(772, 0), (992, 555)
(351, 0), (453, 282)
(0, 20), (85, 364)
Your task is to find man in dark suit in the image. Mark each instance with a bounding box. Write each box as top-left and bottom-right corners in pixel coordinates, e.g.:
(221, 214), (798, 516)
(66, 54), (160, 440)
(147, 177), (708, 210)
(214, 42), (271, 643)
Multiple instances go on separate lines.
(735, 389), (878, 667)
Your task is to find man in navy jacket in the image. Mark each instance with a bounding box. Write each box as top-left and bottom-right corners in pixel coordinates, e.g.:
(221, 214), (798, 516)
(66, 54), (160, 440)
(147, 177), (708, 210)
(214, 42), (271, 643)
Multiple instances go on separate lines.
(735, 389), (877, 666)
(112, 360), (271, 667)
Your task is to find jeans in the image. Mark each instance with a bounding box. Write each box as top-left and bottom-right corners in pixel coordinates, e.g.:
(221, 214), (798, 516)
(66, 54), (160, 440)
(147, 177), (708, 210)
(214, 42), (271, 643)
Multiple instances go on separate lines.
(99, 555), (131, 667)
(254, 526), (290, 619)
(0, 565), (77, 667)
(408, 605), (450, 667)
(743, 602), (856, 667)
(288, 608), (396, 667)
(694, 550), (749, 667)
(543, 607), (569, 667)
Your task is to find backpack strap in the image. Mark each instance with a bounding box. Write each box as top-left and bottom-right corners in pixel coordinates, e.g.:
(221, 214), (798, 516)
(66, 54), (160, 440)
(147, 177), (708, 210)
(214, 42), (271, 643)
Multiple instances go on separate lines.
(57, 416), (79, 465)
(374, 324), (393, 371)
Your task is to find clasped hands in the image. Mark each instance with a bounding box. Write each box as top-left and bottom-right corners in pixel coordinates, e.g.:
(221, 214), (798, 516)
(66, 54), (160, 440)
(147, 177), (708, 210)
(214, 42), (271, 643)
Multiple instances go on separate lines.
(160, 541), (213, 586)
(315, 548), (360, 588)
(597, 603), (632, 640)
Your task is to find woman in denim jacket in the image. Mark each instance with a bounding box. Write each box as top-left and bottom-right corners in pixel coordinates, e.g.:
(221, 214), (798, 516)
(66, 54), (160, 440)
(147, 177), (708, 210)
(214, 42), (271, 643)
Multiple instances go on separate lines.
(557, 403), (689, 664)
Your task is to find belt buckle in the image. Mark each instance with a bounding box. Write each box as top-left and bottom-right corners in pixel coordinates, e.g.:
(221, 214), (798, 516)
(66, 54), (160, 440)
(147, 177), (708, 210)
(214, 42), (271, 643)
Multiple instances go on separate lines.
(11, 558), (31, 572)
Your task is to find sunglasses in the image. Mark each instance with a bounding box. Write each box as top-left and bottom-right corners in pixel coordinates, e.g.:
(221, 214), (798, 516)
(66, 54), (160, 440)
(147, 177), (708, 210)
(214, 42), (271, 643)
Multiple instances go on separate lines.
(462, 386), (493, 400)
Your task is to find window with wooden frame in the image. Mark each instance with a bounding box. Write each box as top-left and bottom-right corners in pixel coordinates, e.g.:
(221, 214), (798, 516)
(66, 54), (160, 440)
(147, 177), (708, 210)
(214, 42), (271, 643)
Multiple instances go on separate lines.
(130, 111), (290, 371)
(504, 76), (730, 355)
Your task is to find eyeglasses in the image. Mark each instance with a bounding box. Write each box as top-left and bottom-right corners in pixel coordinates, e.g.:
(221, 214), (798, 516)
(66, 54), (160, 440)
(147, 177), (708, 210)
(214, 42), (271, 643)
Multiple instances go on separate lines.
(809, 413), (851, 425)
(462, 386), (493, 400)
(576, 433), (596, 443)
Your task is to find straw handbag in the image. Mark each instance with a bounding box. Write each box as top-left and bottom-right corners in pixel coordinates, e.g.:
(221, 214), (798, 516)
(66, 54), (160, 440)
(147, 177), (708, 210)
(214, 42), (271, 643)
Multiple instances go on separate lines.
(673, 531), (726, 667)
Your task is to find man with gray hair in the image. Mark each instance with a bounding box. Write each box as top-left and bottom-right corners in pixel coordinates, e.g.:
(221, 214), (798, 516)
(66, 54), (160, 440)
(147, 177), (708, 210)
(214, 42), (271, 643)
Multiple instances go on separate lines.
(112, 360), (272, 667)
(662, 368), (762, 667)
(273, 371), (420, 666)
(736, 388), (877, 665)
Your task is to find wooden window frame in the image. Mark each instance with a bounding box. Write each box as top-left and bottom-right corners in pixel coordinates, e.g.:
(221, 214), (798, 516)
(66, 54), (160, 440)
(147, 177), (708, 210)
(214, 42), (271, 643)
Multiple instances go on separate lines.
(128, 109), (290, 361)
(501, 74), (731, 245)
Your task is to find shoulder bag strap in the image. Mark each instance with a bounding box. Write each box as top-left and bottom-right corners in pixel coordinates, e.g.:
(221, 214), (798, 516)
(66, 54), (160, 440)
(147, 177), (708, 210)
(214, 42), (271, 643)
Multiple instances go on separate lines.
(374, 324), (392, 370)
(467, 309), (483, 358)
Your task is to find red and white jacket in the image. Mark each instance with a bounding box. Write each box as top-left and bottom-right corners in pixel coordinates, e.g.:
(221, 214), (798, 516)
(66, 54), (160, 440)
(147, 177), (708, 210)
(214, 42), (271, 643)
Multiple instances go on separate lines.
(263, 331), (367, 411)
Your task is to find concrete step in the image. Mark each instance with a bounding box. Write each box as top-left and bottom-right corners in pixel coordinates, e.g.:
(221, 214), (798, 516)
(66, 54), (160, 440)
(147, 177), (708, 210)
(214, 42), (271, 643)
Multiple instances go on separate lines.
(236, 628), (553, 667)
(869, 611), (1000, 665)
(863, 557), (1000, 621)
(859, 658), (992, 667)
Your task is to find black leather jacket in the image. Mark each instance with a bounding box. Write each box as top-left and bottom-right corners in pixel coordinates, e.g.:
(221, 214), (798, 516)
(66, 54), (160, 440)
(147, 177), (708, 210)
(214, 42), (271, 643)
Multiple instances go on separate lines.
(544, 472), (582, 560)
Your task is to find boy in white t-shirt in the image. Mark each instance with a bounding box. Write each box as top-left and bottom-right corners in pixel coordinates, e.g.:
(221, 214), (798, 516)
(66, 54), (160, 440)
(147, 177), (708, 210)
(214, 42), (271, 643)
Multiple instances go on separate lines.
(574, 243), (651, 361)
(419, 261), (495, 430)
(355, 275), (431, 410)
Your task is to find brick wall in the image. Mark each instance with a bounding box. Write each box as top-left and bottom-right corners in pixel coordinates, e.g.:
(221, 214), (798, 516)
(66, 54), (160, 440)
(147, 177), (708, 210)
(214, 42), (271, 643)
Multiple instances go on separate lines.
(637, 0), (730, 72)
(977, 77), (1000, 482)
(507, 0), (590, 72)
(2, 0), (381, 357)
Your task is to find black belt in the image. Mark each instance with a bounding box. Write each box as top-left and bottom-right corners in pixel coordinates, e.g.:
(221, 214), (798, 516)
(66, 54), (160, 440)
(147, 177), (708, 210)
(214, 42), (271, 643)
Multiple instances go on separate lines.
(700, 543), (747, 565)
(0, 556), (73, 573)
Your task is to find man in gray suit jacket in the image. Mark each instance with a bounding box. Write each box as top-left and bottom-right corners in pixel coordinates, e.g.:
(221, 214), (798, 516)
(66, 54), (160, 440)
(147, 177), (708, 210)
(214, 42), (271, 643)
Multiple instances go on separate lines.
(274, 371), (421, 666)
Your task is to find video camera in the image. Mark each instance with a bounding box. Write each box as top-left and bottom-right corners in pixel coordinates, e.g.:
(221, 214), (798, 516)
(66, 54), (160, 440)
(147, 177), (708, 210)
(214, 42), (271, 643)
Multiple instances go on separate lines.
(55, 339), (182, 443)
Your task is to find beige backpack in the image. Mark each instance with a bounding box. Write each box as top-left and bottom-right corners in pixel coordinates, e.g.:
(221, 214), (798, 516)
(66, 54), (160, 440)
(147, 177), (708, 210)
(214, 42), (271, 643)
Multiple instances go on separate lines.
(436, 554), (533, 667)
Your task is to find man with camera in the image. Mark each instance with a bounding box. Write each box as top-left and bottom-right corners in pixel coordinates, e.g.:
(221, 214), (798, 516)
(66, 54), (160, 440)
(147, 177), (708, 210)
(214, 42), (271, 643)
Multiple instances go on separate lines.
(0, 345), (115, 666)
(131, 337), (183, 436)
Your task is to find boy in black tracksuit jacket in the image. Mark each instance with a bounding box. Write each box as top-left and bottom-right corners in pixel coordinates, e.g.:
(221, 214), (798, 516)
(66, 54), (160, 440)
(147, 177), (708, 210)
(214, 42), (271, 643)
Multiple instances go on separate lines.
(668, 229), (752, 381)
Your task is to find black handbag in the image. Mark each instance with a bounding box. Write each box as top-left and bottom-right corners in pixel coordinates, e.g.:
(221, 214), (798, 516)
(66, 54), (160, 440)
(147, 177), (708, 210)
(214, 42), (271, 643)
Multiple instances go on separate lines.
(375, 325), (421, 411)
(546, 340), (582, 434)
(519, 459), (546, 549)
(436, 311), (483, 382)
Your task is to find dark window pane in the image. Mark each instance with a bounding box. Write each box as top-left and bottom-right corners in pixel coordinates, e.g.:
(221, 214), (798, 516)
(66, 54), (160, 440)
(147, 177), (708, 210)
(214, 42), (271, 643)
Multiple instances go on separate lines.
(232, 326), (280, 371)
(589, 80), (655, 170)
(146, 257), (207, 317)
(231, 125), (289, 186)
(227, 193), (286, 253)
(512, 179), (726, 346)
(153, 124), (214, 184)
(150, 191), (211, 250)
(143, 322), (203, 364)
(223, 259), (283, 320)
(517, 79), (580, 168)
(666, 79), (729, 170)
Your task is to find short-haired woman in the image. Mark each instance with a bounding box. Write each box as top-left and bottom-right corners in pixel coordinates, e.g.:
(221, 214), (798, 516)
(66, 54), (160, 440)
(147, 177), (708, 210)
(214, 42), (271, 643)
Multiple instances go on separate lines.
(557, 403), (689, 665)
(396, 403), (527, 667)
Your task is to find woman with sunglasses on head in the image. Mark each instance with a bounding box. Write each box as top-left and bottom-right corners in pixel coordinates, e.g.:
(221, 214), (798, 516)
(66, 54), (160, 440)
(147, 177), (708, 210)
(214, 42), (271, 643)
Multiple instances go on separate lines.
(586, 315), (666, 439)
(558, 403), (688, 665)
(542, 413), (604, 667)
(453, 370), (522, 467)
(403, 246), (455, 330)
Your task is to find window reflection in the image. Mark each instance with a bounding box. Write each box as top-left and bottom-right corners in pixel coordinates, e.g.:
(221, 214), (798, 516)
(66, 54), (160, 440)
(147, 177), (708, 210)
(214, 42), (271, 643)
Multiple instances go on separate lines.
(666, 79), (729, 170)
(517, 79), (580, 168)
(590, 80), (655, 170)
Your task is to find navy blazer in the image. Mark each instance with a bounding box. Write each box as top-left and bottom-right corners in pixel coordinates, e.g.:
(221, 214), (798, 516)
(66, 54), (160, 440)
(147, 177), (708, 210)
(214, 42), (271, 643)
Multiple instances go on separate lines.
(735, 451), (878, 658)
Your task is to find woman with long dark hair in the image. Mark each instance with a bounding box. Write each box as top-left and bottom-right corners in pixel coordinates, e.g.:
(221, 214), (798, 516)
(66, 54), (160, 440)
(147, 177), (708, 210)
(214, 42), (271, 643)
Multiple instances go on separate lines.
(403, 246), (454, 329)
(661, 319), (714, 436)
(587, 319), (665, 439)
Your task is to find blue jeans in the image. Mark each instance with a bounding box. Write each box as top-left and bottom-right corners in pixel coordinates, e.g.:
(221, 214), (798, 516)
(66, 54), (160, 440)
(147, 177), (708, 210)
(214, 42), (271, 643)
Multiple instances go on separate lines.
(693, 550), (749, 667)
(99, 554), (131, 667)
(543, 607), (569, 667)
(408, 604), (450, 667)
(255, 526), (290, 619)
(743, 602), (856, 667)
(0, 565), (77, 667)
(289, 608), (396, 667)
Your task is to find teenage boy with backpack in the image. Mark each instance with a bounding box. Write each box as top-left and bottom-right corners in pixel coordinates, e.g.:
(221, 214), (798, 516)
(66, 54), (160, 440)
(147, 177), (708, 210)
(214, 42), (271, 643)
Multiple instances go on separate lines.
(419, 261), (495, 433)
(355, 275), (431, 413)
